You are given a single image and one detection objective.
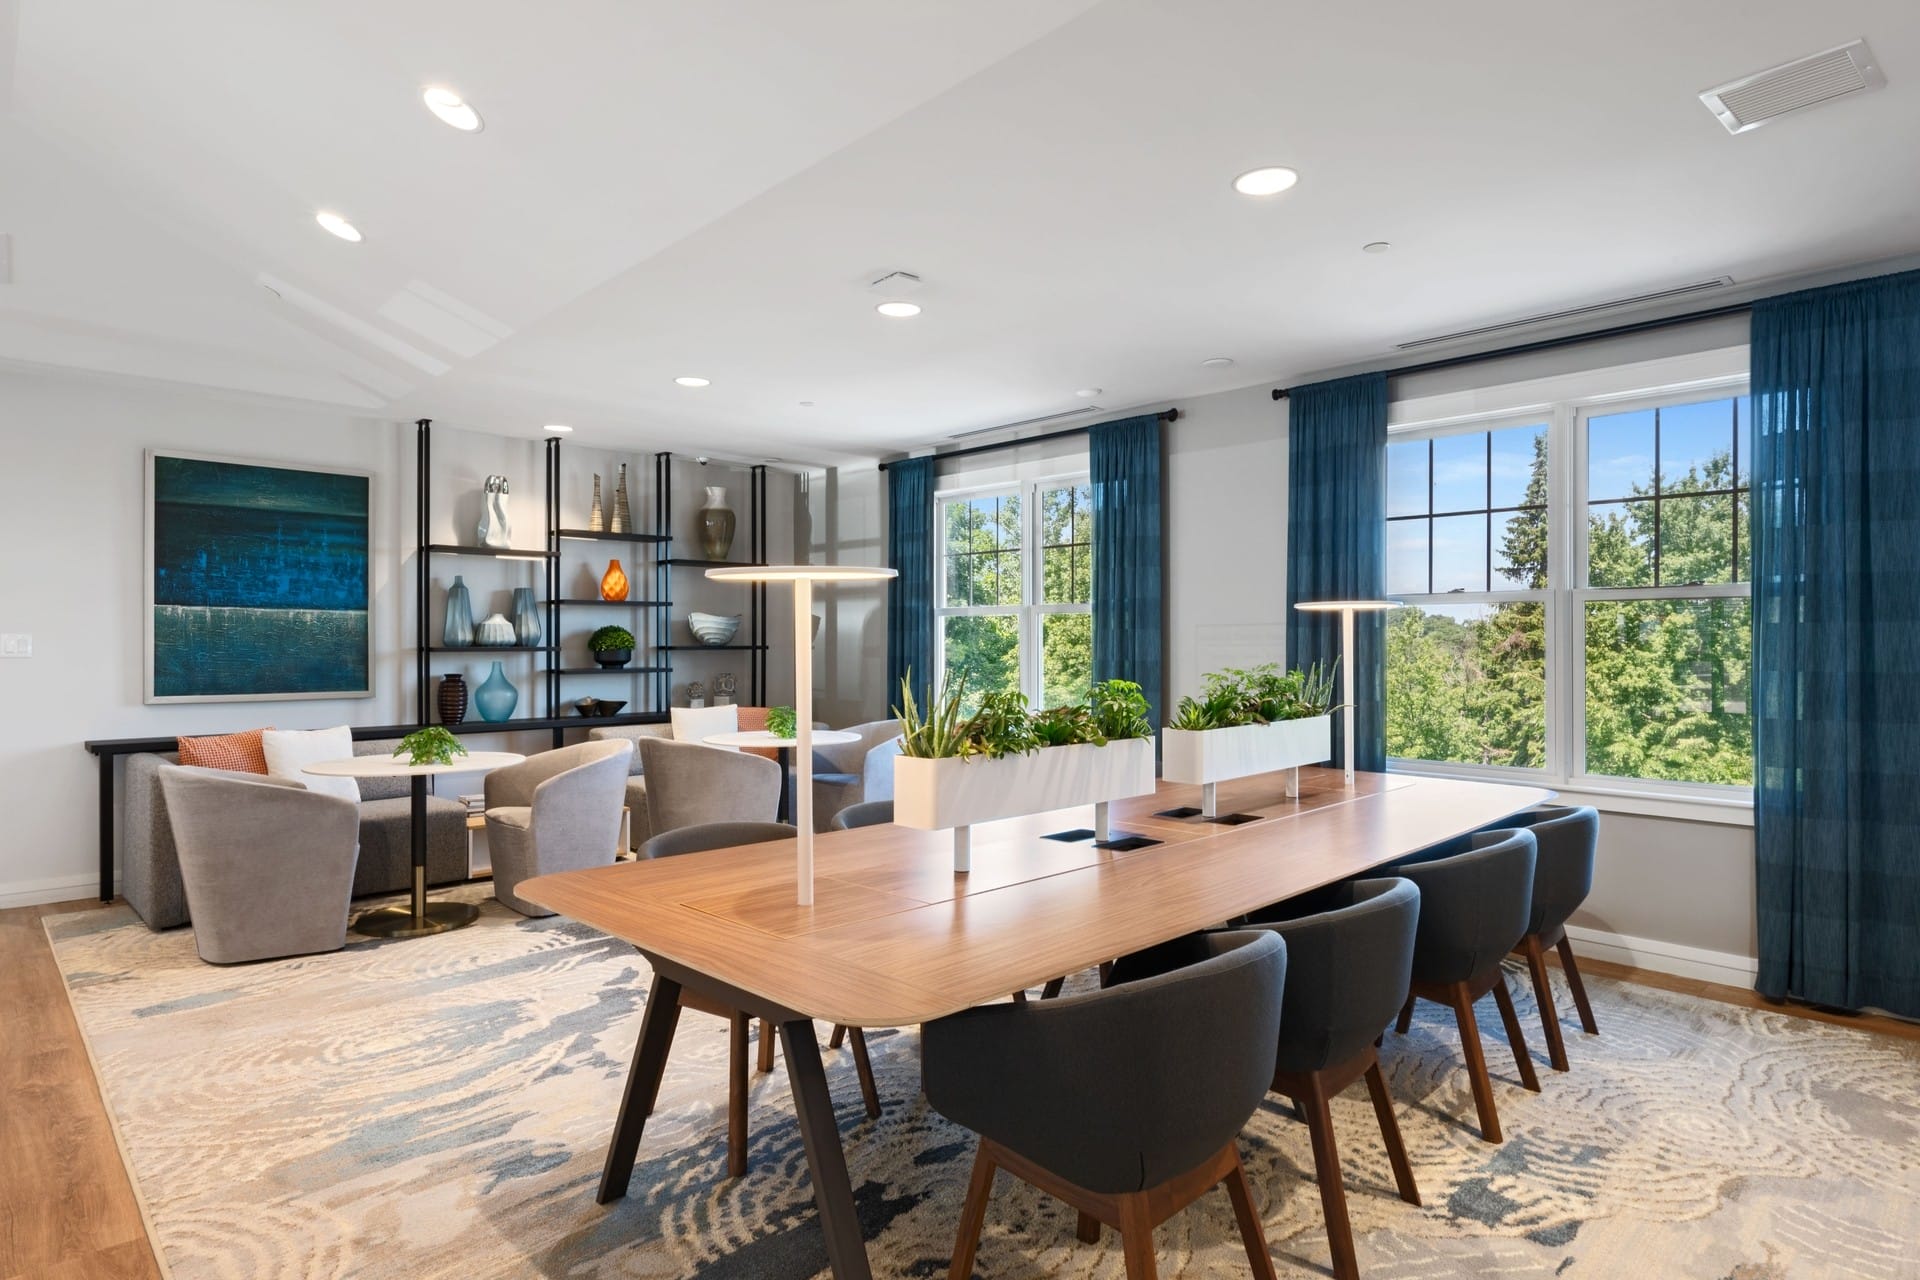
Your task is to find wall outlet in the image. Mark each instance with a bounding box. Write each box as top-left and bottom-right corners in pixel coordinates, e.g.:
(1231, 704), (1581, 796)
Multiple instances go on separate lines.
(1, 633), (32, 658)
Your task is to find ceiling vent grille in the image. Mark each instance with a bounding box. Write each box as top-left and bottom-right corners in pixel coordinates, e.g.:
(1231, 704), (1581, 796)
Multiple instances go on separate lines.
(1700, 39), (1884, 134)
(948, 406), (1101, 441)
(1395, 277), (1735, 351)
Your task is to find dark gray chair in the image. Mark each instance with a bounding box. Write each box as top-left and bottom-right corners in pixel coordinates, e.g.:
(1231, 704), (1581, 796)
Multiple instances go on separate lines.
(829, 799), (893, 830)
(1497, 806), (1601, 1071)
(636, 820), (878, 1177)
(1392, 829), (1540, 1143)
(925, 930), (1287, 1280)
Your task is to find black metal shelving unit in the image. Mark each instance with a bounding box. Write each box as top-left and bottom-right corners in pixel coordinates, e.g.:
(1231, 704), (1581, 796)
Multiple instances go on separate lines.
(654, 454), (769, 703)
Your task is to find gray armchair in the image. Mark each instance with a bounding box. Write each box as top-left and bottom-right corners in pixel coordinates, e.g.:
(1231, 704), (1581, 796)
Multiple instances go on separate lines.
(484, 740), (633, 917)
(156, 766), (360, 964)
(806, 719), (901, 831)
(587, 722), (674, 850)
(924, 929), (1287, 1279)
(636, 738), (780, 836)
(830, 799), (893, 831)
(1498, 806), (1601, 1070)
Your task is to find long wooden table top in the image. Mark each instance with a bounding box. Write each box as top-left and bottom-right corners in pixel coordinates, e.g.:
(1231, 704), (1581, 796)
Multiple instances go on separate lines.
(519, 767), (1552, 1027)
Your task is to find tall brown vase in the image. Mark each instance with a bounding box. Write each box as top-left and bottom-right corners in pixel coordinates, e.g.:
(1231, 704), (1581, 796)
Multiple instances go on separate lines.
(438, 673), (468, 725)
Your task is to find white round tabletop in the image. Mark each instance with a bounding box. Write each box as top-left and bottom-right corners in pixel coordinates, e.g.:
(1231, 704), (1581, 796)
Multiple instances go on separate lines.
(703, 730), (860, 749)
(303, 751), (526, 778)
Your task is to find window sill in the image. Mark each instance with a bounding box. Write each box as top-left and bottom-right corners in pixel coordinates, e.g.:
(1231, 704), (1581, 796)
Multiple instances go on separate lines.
(1388, 765), (1754, 827)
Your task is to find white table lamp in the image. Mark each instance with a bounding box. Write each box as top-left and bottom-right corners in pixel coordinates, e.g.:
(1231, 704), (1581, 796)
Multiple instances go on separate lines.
(706, 564), (898, 904)
(1292, 599), (1400, 788)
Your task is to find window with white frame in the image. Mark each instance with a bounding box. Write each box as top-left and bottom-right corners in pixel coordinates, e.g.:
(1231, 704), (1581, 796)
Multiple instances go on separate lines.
(1384, 385), (1752, 794)
(936, 477), (1093, 711)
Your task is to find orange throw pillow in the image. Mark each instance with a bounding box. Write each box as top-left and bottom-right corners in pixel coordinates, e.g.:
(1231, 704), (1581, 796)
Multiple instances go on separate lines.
(734, 707), (782, 760)
(176, 728), (272, 774)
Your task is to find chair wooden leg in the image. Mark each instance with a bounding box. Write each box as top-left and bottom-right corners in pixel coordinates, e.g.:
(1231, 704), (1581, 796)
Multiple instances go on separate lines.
(1076, 1211), (1101, 1244)
(1557, 936), (1600, 1035)
(848, 1028), (881, 1120)
(1098, 959), (1115, 988)
(829, 1023), (847, 1050)
(727, 1011), (750, 1178)
(1522, 936), (1570, 1072)
(1222, 1146), (1279, 1280)
(1449, 982), (1502, 1144)
(1395, 994), (1414, 1035)
(949, 1143), (997, 1280)
(1011, 988), (1029, 1004)
(1363, 1059), (1421, 1206)
(1116, 1193), (1160, 1280)
(1299, 1077), (1359, 1280)
(757, 1017), (776, 1073)
(1491, 972), (1542, 1093)
(1041, 976), (1066, 1000)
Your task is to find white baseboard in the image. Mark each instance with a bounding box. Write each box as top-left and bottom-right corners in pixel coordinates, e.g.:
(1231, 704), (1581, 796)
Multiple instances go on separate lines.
(1564, 923), (1758, 987)
(0, 871), (114, 911)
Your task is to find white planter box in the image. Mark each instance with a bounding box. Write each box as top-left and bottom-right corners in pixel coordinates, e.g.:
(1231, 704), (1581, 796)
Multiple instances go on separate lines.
(1161, 716), (1332, 788)
(894, 738), (1157, 871)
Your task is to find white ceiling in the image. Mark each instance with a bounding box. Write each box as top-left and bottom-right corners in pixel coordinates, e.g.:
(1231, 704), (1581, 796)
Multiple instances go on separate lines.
(2, 0), (1917, 463)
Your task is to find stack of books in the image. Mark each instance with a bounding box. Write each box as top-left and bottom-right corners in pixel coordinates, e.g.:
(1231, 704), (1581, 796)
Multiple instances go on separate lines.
(460, 793), (486, 816)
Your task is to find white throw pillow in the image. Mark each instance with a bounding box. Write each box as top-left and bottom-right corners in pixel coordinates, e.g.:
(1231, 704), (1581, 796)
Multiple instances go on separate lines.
(671, 704), (740, 750)
(261, 726), (361, 803)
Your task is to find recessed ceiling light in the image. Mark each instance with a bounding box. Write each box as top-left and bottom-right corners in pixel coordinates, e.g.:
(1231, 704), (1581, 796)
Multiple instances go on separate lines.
(675, 376), (710, 388)
(876, 300), (921, 318)
(1201, 356), (1235, 369)
(1363, 241), (1392, 254)
(422, 86), (483, 132)
(1075, 387), (1102, 398)
(1232, 166), (1299, 197)
(315, 210), (363, 242)
(543, 423), (573, 434)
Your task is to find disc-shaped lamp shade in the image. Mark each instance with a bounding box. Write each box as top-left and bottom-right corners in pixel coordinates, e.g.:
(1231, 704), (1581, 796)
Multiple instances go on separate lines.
(1293, 599), (1402, 787)
(705, 564), (898, 904)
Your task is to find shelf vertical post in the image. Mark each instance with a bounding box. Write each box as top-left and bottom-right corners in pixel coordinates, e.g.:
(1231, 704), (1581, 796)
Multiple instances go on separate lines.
(416, 419), (432, 727)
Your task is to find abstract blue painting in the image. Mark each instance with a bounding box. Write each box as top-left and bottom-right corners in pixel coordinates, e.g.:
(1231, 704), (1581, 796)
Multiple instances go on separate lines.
(147, 451), (372, 702)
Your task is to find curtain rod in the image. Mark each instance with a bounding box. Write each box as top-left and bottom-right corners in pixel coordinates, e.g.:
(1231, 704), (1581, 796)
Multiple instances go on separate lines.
(1269, 300), (1755, 400)
(878, 407), (1178, 471)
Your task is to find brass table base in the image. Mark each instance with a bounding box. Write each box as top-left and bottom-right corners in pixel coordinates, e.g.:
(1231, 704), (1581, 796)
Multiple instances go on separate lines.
(353, 900), (481, 940)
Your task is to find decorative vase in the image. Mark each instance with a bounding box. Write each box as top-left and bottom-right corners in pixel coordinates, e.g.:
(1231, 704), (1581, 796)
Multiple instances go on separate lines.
(478, 475), (512, 549)
(438, 673), (468, 725)
(442, 575), (474, 648)
(474, 661), (518, 722)
(589, 474), (604, 533)
(475, 612), (515, 646)
(699, 485), (736, 560)
(593, 646), (634, 669)
(600, 558), (629, 602)
(611, 464), (631, 534)
(512, 587), (542, 647)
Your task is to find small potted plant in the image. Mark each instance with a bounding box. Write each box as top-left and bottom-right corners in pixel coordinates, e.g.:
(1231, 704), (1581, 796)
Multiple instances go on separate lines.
(589, 625), (635, 669)
(766, 705), (798, 739)
(394, 726), (469, 767)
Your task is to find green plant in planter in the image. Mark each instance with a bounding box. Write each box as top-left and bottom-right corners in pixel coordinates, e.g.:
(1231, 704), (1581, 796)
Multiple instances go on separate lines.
(1032, 703), (1104, 747)
(1168, 660), (1342, 730)
(395, 726), (468, 767)
(1088, 679), (1152, 741)
(588, 625), (635, 654)
(966, 690), (1038, 759)
(766, 705), (798, 739)
(895, 670), (974, 759)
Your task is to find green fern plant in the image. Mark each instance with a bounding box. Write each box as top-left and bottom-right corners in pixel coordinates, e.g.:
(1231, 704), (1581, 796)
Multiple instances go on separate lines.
(766, 705), (797, 739)
(395, 726), (468, 767)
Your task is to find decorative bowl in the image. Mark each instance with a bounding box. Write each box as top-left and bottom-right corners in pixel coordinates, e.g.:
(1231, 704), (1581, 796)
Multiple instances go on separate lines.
(574, 698), (628, 718)
(688, 611), (741, 646)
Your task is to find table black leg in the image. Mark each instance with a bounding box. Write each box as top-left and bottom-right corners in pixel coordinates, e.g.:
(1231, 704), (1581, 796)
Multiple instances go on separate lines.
(598, 972), (684, 1204)
(352, 772), (479, 939)
(98, 752), (115, 902)
(410, 774), (428, 923)
(780, 1018), (875, 1280)
(776, 746), (793, 824)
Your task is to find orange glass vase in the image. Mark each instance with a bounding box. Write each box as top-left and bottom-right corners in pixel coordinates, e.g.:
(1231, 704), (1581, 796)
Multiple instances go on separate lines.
(599, 559), (629, 602)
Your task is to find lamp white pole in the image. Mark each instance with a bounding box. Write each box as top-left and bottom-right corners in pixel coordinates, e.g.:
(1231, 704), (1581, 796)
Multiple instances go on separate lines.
(1292, 599), (1401, 791)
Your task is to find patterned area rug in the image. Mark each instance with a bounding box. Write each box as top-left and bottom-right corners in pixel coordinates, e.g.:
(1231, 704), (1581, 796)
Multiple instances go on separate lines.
(47, 888), (1920, 1280)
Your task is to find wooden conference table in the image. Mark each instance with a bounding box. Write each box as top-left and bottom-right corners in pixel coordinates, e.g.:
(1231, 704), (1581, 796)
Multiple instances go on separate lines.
(519, 766), (1551, 1279)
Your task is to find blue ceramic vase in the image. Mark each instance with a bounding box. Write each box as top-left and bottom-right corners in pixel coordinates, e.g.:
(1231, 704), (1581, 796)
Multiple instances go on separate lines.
(474, 661), (518, 722)
(512, 586), (542, 647)
(443, 576), (474, 648)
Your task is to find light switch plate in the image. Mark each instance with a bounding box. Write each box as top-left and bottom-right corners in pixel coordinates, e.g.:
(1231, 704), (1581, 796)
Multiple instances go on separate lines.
(1, 633), (32, 658)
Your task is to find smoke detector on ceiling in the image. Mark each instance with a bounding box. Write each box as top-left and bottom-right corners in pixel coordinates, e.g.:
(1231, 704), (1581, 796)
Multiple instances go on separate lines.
(1700, 39), (1884, 134)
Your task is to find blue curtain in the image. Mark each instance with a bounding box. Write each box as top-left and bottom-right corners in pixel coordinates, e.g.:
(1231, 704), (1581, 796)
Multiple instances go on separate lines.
(1091, 414), (1165, 724)
(1752, 268), (1920, 1018)
(1285, 372), (1389, 772)
(885, 456), (935, 713)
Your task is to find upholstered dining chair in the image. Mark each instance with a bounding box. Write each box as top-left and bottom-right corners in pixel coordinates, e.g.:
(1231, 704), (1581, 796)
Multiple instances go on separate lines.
(1392, 829), (1540, 1143)
(485, 740), (633, 917)
(808, 718), (901, 829)
(638, 820), (880, 1178)
(636, 737), (781, 836)
(157, 765), (360, 964)
(924, 929), (1288, 1280)
(1496, 806), (1601, 1071)
(829, 799), (893, 830)
(586, 722), (673, 849)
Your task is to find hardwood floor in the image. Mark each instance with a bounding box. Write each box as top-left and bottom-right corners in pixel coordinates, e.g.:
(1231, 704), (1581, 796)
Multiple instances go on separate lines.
(2, 896), (1912, 1278)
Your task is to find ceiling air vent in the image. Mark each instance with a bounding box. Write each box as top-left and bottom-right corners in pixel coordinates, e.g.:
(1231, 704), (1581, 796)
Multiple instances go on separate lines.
(1396, 278), (1735, 351)
(1700, 39), (1884, 134)
(948, 407), (1101, 441)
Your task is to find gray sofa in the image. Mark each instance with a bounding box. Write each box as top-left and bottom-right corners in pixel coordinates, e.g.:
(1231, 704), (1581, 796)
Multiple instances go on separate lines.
(123, 737), (468, 930)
